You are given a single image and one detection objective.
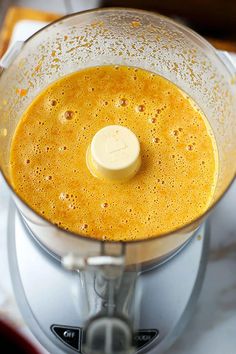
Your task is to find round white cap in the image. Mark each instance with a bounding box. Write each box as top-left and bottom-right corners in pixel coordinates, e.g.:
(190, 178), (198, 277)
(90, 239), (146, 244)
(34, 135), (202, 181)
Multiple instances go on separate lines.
(87, 125), (141, 181)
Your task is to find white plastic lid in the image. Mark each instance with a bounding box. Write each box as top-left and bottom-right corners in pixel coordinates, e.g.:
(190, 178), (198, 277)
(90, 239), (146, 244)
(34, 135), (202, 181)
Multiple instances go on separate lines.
(86, 125), (141, 181)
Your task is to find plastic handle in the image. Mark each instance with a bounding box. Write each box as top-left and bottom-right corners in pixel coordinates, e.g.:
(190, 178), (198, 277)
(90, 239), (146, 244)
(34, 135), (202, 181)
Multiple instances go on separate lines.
(217, 50), (236, 77)
(0, 41), (24, 69)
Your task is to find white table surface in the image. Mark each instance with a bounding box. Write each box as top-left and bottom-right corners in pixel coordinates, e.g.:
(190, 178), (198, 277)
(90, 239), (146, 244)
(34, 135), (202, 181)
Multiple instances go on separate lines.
(1, 2), (236, 353)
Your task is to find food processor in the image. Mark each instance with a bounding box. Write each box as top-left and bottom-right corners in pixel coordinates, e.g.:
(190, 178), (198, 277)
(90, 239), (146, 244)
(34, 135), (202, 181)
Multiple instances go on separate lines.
(0, 8), (236, 354)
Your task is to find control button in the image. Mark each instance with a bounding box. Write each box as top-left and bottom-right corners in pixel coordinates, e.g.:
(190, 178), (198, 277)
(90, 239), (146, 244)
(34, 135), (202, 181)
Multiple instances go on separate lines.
(134, 329), (159, 350)
(51, 324), (81, 351)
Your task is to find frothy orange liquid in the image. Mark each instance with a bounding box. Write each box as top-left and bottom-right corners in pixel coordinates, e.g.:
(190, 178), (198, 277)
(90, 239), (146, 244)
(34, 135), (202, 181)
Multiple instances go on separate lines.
(10, 66), (217, 241)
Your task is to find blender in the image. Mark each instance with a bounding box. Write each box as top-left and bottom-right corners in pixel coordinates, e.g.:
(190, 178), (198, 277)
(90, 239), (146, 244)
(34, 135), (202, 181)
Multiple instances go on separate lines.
(0, 8), (236, 354)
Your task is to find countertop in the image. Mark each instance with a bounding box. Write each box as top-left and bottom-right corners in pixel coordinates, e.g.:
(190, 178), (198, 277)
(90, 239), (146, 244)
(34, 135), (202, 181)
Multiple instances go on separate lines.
(1, 2), (236, 353)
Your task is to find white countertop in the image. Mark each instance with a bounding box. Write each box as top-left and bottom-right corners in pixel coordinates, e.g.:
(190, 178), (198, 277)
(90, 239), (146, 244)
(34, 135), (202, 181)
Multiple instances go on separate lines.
(1, 3), (236, 353)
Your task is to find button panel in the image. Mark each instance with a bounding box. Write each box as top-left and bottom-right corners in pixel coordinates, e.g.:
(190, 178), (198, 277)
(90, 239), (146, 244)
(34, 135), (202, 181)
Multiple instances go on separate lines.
(51, 325), (159, 352)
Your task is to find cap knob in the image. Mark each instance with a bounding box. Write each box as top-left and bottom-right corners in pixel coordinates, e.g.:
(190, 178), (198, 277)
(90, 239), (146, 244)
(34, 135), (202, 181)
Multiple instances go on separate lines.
(86, 125), (141, 181)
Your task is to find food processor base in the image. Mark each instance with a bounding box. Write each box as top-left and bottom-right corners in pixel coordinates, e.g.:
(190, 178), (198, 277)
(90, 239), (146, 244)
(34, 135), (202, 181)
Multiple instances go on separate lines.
(8, 202), (209, 354)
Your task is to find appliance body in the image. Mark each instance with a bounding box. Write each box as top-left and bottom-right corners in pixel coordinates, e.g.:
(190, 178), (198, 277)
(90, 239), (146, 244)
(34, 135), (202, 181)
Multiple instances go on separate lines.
(8, 203), (209, 354)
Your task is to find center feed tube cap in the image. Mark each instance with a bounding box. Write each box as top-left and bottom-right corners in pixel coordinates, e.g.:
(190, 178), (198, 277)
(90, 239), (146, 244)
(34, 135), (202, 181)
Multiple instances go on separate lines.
(86, 125), (141, 181)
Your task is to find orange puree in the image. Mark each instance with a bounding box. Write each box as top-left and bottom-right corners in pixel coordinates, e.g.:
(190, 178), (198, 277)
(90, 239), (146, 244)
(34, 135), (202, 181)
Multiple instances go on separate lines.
(10, 66), (217, 241)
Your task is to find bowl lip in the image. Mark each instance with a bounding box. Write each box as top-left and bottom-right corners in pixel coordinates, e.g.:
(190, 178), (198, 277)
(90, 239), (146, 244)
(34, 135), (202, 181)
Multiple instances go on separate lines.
(0, 7), (236, 245)
(0, 318), (40, 354)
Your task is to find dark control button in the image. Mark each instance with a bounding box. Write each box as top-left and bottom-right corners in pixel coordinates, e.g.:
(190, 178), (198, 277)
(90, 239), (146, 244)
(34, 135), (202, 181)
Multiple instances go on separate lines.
(51, 324), (81, 351)
(134, 329), (159, 350)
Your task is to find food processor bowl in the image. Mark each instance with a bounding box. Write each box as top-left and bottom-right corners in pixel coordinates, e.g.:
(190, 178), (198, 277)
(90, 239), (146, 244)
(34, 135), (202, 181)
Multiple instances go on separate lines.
(0, 8), (235, 266)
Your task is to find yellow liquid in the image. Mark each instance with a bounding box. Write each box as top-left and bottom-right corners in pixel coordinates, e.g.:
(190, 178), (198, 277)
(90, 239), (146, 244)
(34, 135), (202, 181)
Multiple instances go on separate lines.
(10, 66), (217, 241)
